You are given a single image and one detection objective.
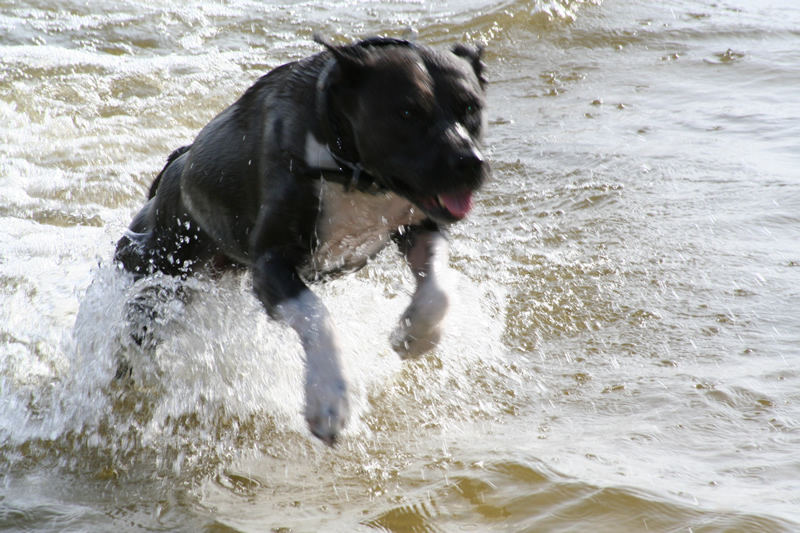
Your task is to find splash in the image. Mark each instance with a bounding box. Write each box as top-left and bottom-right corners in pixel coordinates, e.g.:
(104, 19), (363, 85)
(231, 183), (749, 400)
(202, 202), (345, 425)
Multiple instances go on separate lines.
(1, 254), (508, 480)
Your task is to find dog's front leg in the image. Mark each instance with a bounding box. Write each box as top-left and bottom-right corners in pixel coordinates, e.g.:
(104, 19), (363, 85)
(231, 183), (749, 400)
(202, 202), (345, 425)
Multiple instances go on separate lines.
(391, 228), (451, 359)
(253, 252), (349, 446)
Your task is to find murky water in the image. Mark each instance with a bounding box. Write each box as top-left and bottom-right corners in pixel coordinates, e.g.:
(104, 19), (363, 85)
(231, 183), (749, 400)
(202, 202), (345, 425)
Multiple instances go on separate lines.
(2, 0), (799, 531)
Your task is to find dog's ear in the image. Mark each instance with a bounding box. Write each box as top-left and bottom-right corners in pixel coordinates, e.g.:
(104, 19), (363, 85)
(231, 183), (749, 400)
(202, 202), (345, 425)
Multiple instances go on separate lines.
(452, 43), (488, 89)
(314, 34), (370, 84)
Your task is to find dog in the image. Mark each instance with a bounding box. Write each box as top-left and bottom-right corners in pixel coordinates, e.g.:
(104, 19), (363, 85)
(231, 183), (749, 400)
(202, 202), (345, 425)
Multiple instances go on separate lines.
(114, 36), (489, 445)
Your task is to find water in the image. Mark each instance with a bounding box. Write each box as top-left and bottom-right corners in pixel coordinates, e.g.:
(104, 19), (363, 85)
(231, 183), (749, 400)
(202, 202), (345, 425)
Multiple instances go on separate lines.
(1, 0), (799, 530)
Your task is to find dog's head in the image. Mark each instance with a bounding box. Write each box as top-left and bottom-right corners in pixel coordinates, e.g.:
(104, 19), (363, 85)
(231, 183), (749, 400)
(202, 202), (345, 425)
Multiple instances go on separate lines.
(317, 37), (489, 223)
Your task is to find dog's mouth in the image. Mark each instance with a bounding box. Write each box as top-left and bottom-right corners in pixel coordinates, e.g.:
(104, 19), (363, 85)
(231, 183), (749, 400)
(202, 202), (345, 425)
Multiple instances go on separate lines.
(416, 189), (475, 222)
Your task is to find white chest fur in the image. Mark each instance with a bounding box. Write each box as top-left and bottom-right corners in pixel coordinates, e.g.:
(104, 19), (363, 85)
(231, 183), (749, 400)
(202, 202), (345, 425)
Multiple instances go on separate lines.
(309, 180), (425, 276)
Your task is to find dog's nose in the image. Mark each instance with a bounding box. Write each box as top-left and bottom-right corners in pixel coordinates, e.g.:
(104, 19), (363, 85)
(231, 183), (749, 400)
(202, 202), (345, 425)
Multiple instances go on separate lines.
(452, 147), (485, 174)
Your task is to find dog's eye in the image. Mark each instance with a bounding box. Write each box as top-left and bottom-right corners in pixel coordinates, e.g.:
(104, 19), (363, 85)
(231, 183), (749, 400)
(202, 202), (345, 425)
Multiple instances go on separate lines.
(399, 107), (424, 122)
(459, 101), (481, 126)
(463, 102), (479, 118)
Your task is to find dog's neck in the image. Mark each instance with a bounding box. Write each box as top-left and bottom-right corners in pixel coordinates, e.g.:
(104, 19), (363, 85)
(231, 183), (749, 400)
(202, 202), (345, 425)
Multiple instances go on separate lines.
(309, 58), (388, 193)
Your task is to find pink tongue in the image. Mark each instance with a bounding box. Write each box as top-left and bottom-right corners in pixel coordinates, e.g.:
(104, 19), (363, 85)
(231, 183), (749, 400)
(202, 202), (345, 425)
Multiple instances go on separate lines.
(439, 191), (473, 219)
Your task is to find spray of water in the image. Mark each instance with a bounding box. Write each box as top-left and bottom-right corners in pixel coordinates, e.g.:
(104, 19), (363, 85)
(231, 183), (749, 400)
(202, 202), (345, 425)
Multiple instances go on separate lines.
(1, 247), (512, 485)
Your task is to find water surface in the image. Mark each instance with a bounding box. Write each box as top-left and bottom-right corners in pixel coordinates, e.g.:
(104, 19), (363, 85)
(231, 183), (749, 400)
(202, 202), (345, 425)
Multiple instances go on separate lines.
(1, 0), (799, 531)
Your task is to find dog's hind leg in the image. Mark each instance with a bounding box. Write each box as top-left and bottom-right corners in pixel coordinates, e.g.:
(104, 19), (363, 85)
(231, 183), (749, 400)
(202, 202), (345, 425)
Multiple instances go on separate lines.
(391, 226), (451, 359)
(114, 277), (191, 380)
(113, 147), (219, 379)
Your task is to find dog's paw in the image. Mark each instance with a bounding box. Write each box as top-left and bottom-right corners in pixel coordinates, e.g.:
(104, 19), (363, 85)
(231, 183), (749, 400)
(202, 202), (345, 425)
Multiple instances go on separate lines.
(304, 377), (349, 446)
(390, 284), (449, 360)
(391, 320), (443, 360)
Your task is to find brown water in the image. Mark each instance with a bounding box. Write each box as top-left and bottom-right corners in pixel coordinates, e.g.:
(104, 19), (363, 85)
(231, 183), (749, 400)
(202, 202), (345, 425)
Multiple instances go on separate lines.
(1, 0), (799, 531)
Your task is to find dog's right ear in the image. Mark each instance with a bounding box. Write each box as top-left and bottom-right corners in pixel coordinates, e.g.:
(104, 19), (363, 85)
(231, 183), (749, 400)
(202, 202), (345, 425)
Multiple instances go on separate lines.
(452, 43), (488, 89)
(314, 34), (369, 84)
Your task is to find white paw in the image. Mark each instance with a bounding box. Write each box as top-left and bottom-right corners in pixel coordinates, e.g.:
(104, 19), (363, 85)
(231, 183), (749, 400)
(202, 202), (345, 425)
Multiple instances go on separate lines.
(304, 376), (349, 446)
(391, 320), (443, 359)
(390, 284), (449, 360)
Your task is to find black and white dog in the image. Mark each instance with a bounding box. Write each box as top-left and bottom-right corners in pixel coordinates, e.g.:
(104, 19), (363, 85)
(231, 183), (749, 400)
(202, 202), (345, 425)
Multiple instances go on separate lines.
(114, 36), (489, 445)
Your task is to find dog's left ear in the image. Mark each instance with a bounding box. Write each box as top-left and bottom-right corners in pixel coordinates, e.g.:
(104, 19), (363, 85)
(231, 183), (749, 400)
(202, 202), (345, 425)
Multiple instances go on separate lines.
(314, 34), (370, 85)
(452, 43), (488, 89)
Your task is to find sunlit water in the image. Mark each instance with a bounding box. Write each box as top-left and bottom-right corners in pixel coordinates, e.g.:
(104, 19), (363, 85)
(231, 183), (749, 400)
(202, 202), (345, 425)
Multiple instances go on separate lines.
(2, 0), (799, 531)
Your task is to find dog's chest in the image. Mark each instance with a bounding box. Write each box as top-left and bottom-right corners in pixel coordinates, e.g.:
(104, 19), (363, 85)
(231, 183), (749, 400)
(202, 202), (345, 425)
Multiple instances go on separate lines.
(308, 181), (424, 276)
